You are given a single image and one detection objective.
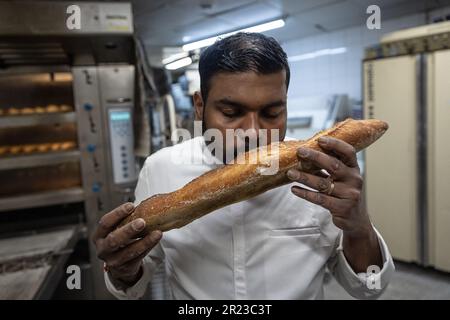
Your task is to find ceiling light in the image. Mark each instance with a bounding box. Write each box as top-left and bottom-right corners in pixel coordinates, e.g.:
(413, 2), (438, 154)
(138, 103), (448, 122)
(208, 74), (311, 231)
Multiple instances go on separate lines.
(288, 47), (347, 62)
(182, 18), (285, 52)
(165, 57), (193, 70)
(162, 52), (189, 65)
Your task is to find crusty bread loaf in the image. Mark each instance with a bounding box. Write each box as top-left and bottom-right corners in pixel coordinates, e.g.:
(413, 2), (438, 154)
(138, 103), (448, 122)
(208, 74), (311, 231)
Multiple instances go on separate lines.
(119, 118), (388, 234)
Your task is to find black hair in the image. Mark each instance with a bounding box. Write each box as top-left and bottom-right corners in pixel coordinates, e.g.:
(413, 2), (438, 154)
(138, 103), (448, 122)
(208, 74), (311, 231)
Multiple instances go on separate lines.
(198, 32), (290, 103)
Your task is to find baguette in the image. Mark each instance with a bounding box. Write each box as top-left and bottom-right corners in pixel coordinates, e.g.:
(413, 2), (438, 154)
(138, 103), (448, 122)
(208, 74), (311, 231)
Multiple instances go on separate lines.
(119, 118), (388, 234)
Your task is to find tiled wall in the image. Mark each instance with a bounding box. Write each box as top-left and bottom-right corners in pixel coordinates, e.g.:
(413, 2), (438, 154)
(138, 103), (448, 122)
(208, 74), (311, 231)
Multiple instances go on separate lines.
(281, 13), (426, 102)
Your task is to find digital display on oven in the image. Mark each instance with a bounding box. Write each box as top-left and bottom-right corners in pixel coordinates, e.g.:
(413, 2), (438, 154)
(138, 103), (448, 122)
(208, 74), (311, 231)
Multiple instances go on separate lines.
(110, 111), (131, 121)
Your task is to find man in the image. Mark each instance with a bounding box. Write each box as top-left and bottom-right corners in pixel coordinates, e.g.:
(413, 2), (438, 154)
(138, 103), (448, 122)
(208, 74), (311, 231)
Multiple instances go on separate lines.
(93, 33), (394, 299)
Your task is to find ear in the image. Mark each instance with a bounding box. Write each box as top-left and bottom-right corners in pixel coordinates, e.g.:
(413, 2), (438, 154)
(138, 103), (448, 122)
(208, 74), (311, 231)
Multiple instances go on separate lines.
(193, 91), (204, 121)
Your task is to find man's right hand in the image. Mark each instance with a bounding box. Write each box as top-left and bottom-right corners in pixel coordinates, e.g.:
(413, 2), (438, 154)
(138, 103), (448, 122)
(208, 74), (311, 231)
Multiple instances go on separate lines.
(92, 202), (162, 288)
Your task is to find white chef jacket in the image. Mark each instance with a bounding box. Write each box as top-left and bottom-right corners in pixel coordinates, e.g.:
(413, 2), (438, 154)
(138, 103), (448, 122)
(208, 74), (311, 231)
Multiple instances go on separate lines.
(105, 136), (395, 300)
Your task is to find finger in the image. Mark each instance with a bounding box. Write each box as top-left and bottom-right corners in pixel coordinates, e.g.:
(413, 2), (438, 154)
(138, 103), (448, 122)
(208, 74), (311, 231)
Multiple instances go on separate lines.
(297, 147), (347, 179)
(291, 185), (352, 214)
(109, 251), (147, 279)
(287, 169), (348, 198)
(106, 249), (150, 279)
(318, 137), (358, 168)
(288, 169), (331, 192)
(288, 169), (362, 201)
(316, 169), (331, 179)
(106, 231), (162, 271)
(296, 159), (324, 175)
(107, 231), (162, 271)
(298, 166), (330, 179)
(94, 203), (134, 241)
(99, 219), (147, 256)
(297, 159), (316, 172)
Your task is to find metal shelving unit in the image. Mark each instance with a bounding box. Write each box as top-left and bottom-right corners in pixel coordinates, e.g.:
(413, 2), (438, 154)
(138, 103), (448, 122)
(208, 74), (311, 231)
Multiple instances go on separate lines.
(0, 150), (80, 170)
(0, 224), (85, 299)
(0, 112), (76, 128)
(0, 188), (85, 212)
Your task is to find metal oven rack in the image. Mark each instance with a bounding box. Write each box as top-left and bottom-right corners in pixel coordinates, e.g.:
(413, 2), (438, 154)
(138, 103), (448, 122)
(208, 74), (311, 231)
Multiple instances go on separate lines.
(0, 112), (85, 212)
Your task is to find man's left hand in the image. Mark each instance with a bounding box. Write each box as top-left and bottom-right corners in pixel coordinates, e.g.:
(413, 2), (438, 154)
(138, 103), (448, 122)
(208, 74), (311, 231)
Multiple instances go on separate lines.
(287, 136), (372, 238)
(287, 136), (383, 272)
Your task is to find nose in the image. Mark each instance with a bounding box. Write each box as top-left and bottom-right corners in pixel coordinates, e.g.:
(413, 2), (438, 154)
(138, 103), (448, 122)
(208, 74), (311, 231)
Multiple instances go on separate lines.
(241, 112), (261, 138)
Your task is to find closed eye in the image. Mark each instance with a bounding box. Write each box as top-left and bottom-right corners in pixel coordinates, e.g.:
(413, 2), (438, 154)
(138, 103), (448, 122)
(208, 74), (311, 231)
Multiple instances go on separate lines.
(261, 108), (284, 119)
(222, 111), (239, 118)
(220, 107), (242, 118)
(262, 111), (282, 118)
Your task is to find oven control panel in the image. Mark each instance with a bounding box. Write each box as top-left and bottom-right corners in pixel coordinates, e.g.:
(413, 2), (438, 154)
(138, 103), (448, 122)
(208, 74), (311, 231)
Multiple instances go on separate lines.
(108, 108), (136, 185)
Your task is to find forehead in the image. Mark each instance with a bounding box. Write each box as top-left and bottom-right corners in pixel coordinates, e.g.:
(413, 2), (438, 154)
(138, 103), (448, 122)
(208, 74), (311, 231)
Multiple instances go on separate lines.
(207, 71), (287, 105)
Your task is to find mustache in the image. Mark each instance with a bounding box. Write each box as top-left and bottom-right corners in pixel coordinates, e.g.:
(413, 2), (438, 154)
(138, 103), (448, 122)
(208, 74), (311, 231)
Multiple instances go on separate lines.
(207, 137), (261, 164)
(233, 137), (261, 158)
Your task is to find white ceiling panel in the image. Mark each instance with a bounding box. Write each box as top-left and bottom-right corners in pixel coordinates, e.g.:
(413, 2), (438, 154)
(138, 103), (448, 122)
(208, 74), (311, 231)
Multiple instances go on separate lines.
(293, 1), (364, 31)
(174, 18), (233, 42)
(216, 1), (281, 29)
(131, 0), (450, 59)
(266, 0), (343, 14)
(264, 16), (319, 43)
(197, 0), (259, 15)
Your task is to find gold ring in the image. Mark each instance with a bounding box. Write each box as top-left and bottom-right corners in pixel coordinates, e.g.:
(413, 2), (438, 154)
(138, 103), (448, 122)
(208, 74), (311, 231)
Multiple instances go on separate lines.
(327, 181), (335, 196)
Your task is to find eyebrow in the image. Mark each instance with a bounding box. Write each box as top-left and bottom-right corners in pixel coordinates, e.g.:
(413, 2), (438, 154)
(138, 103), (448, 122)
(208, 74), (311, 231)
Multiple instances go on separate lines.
(215, 98), (286, 109)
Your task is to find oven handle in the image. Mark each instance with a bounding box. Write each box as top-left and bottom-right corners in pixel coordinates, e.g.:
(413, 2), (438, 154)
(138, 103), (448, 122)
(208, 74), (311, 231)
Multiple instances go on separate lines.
(106, 98), (132, 104)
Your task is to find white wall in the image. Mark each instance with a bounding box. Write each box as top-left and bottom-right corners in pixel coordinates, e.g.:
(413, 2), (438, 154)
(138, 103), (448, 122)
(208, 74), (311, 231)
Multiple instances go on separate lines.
(282, 13), (427, 102)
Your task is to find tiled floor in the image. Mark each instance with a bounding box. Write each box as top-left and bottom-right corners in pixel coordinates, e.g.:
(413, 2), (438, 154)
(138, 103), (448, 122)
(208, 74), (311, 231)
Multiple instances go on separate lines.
(324, 261), (450, 300)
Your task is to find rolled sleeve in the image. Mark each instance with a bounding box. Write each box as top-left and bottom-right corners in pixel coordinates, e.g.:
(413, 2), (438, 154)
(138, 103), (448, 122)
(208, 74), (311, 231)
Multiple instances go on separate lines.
(328, 227), (395, 299)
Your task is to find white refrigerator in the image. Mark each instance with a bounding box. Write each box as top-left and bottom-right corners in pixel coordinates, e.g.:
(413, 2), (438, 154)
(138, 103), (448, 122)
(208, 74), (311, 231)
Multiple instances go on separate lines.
(363, 50), (450, 272)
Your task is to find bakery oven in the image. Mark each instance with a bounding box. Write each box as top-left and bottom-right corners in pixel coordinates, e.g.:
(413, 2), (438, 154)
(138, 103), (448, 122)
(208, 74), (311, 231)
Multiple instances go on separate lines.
(0, 65), (138, 207)
(0, 70), (81, 200)
(0, 2), (138, 298)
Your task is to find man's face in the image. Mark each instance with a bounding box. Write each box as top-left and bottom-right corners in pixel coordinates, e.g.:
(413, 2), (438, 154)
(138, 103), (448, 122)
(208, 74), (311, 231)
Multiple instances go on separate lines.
(194, 71), (288, 163)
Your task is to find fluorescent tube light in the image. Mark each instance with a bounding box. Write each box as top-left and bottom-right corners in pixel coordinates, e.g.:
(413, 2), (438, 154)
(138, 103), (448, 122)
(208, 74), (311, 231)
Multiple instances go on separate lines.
(182, 19), (285, 52)
(165, 57), (193, 70)
(288, 47), (347, 62)
(162, 52), (189, 65)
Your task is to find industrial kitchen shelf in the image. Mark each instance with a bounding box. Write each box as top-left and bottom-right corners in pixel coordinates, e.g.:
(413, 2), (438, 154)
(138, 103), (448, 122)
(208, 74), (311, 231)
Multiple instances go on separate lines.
(0, 187), (85, 212)
(0, 112), (76, 128)
(0, 65), (71, 76)
(0, 223), (84, 299)
(0, 150), (80, 170)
